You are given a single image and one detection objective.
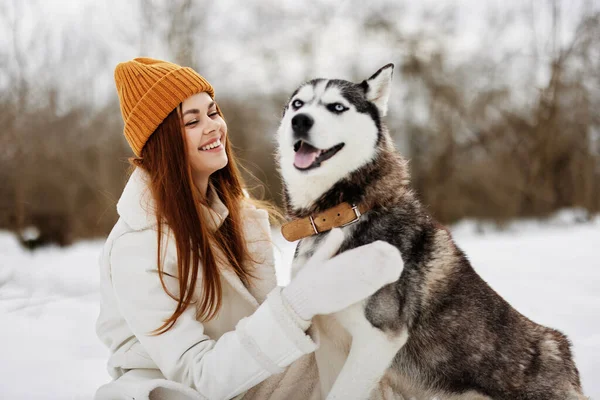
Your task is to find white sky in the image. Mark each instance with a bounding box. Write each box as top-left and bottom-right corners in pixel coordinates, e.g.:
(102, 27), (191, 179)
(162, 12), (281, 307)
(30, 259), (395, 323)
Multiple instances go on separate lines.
(1, 0), (598, 109)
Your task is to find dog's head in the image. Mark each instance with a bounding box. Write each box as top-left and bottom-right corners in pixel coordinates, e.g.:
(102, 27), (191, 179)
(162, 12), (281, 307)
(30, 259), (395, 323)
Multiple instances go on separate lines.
(277, 64), (394, 211)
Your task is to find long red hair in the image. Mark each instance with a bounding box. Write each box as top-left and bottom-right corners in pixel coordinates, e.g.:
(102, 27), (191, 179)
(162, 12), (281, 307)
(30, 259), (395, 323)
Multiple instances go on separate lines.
(131, 104), (258, 334)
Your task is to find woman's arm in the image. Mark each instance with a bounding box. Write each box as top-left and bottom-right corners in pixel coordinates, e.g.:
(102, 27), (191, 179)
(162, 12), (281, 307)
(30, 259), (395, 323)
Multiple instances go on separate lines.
(109, 230), (317, 400)
(109, 227), (403, 400)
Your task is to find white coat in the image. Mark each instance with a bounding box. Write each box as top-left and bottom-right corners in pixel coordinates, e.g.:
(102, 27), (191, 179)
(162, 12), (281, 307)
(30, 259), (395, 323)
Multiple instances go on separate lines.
(95, 168), (321, 400)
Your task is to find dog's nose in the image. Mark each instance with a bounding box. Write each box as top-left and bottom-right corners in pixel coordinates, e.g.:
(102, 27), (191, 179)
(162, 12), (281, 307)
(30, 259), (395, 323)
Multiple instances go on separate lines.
(291, 114), (314, 139)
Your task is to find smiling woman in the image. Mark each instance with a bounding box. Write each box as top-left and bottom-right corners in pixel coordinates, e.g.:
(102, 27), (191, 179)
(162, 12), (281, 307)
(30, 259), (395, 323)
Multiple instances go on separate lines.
(94, 57), (403, 400)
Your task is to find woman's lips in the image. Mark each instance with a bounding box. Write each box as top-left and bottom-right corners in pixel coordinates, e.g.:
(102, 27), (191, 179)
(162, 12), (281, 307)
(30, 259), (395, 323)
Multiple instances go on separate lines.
(199, 134), (225, 152)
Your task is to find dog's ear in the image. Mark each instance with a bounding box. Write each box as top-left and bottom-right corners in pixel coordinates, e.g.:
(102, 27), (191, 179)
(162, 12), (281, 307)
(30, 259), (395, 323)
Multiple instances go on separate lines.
(362, 64), (394, 117)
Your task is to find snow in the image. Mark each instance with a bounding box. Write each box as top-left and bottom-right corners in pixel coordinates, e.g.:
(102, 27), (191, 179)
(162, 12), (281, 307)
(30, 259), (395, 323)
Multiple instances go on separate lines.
(0, 212), (598, 399)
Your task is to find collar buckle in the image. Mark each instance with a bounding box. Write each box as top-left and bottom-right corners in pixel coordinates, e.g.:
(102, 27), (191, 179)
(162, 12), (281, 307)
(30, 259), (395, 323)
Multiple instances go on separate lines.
(340, 204), (361, 227)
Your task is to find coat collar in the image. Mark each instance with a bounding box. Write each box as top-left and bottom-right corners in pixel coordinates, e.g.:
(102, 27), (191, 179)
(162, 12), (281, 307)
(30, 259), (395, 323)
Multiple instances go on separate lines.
(116, 167), (276, 308)
(116, 167), (229, 232)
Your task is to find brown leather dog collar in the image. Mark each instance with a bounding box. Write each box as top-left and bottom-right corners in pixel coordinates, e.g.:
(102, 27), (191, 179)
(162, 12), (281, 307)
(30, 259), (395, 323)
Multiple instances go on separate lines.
(281, 202), (369, 242)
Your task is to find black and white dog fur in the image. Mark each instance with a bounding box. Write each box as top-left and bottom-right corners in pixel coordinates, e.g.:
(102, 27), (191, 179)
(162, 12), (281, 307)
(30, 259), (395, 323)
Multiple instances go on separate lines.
(276, 64), (586, 400)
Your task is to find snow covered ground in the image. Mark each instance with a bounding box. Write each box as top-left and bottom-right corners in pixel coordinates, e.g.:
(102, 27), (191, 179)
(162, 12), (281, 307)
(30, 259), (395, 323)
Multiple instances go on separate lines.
(0, 212), (598, 399)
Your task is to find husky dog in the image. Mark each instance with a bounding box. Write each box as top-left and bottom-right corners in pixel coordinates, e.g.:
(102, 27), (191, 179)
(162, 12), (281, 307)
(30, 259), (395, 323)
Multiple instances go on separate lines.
(276, 64), (586, 400)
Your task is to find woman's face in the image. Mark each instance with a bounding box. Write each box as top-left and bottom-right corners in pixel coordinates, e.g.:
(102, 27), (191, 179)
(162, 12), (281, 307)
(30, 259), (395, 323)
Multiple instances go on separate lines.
(181, 92), (228, 186)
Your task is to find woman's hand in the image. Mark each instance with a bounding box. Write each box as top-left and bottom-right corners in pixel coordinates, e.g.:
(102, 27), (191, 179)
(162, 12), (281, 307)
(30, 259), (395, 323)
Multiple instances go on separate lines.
(282, 228), (403, 321)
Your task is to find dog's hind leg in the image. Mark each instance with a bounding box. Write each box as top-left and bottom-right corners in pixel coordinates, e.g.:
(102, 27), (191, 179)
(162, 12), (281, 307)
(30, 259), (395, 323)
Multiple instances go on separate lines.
(375, 376), (405, 400)
(326, 304), (408, 400)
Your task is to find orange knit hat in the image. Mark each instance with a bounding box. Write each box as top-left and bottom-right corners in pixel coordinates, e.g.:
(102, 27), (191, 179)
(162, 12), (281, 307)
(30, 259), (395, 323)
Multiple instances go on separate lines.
(114, 57), (214, 157)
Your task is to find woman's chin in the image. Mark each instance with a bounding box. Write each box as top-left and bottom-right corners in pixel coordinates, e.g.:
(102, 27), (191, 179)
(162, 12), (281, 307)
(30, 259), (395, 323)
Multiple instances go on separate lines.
(204, 158), (229, 176)
(192, 154), (228, 173)
(215, 156), (229, 171)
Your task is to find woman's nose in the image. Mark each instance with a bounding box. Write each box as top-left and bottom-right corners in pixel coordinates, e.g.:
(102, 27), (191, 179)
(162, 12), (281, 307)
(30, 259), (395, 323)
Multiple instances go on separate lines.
(203, 118), (219, 135)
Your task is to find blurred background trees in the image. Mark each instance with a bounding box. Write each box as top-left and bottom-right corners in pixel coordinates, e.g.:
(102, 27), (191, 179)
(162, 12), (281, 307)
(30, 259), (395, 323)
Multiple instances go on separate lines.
(1, 0), (599, 248)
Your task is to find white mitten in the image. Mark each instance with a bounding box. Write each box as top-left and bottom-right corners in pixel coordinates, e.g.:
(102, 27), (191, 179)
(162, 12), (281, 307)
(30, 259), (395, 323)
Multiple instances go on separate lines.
(282, 228), (403, 321)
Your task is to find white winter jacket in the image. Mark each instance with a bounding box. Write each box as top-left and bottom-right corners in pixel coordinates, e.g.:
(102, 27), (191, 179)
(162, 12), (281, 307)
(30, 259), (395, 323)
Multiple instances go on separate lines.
(95, 168), (321, 400)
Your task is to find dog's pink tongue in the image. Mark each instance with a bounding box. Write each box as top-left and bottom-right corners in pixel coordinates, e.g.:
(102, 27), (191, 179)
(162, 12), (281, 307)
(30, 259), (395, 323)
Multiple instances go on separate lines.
(294, 142), (320, 169)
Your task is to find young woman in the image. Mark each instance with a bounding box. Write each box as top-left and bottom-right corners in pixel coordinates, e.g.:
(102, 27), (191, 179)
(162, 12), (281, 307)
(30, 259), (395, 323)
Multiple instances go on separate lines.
(95, 58), (402, 400)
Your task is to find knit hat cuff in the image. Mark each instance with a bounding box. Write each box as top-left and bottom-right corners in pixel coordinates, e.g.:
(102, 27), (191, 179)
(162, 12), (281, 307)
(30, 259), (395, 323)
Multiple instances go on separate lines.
(124, 67), (214, 157)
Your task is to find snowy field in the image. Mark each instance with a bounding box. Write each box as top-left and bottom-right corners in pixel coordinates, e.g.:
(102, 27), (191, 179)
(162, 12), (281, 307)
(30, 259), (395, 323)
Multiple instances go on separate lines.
(0, 212), (598, 399)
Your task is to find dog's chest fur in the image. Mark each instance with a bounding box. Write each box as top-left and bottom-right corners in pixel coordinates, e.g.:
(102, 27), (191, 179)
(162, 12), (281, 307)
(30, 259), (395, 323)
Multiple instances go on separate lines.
(292, 226), (365, 393)
(292, 227), (363, 348)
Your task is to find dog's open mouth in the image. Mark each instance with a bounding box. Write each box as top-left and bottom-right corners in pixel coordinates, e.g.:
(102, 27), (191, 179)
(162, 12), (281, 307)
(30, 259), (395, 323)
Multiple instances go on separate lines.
(293, 140), (345, 171)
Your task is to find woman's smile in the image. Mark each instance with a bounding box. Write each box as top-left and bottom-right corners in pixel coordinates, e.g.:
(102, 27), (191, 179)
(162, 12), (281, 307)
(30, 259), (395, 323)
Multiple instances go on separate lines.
(199, 134), (225, 152)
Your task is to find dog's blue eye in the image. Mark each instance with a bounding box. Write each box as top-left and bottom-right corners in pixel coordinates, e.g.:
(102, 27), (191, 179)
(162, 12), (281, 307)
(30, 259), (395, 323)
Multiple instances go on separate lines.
(292, 99), (304, 109)
(328, 103), (348, 113)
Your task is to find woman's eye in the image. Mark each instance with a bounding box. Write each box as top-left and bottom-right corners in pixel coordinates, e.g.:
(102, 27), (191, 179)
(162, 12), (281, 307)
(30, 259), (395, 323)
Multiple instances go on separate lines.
(292, 99), (304, 109)
(209, 111), (219, 118)
(185, 119), (198, 127)
(328, 103), (348, 113)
